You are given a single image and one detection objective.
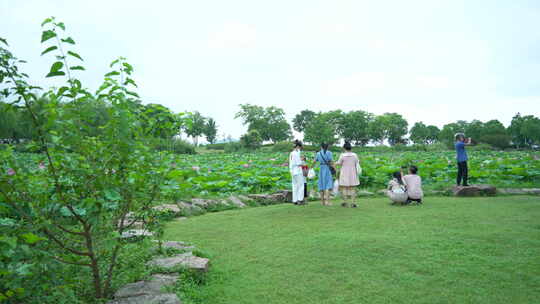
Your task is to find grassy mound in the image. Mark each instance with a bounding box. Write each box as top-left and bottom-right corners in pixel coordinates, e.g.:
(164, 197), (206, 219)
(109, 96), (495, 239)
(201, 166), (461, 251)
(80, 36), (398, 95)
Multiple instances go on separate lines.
(165, 196), (540, 304)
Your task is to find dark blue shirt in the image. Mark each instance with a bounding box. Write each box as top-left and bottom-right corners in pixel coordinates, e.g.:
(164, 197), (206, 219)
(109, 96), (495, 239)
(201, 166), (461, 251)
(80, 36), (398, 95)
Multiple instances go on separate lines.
(455, 141), (468, 162)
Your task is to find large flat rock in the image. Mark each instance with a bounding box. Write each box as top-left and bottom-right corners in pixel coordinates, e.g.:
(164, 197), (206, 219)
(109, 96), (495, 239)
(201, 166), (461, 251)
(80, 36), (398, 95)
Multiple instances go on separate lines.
(229, 196), (246, 208)
(247, 193), (285, 204)
(158, 241), (195, 251)
(148, 252), (209, 272)
(152, 204), (181, 214)
(453, 185), (496, 197)
(121, 229), (154, 239)
(114, 274), (178, 298)
(107, 293), (180, 304)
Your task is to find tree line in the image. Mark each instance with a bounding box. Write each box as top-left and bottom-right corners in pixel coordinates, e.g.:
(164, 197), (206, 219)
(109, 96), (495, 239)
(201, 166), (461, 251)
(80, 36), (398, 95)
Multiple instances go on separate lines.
(3, 99), (539, 150)
(0, 98), (219, 147)
(235, 104), (540, 149)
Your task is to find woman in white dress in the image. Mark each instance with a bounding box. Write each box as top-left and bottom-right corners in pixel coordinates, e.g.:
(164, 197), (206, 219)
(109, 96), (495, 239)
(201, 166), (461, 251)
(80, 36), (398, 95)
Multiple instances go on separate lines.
(289, 140), (305, 204)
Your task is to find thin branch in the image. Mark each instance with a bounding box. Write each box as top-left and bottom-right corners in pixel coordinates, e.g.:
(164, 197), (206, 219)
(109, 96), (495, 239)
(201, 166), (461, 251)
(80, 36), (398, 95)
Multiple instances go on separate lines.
(52, 255), (91, 267)
(54, 223), (85, 236)
(42, 230), (91, 257)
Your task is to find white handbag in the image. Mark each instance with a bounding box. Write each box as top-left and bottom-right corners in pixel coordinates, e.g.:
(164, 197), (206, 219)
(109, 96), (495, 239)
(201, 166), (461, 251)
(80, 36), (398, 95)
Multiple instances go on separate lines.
(307, 169), (316, 179)
(356, 162), (362, 175)
(332, 180), (340, 195)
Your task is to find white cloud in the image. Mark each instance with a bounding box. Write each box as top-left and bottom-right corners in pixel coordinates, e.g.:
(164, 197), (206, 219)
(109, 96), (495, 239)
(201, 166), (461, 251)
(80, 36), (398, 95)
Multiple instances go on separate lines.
(208, 22), (257, 49)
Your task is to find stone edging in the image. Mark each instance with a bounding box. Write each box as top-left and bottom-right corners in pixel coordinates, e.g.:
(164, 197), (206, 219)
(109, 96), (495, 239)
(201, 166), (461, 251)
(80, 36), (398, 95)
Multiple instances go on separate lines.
(107, 241), (209, 304)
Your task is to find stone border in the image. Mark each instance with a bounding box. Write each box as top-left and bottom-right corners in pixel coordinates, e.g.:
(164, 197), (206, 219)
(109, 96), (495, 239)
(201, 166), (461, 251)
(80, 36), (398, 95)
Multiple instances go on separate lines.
(107, 241), (208, 304)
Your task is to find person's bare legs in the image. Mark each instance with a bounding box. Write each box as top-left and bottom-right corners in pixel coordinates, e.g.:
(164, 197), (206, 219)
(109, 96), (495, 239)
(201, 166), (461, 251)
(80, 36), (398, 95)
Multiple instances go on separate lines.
(325, 190), (332, 206)
(320, 191), (326, 205)
(341, 187), (349, 207)
(350, 187), (357, 207)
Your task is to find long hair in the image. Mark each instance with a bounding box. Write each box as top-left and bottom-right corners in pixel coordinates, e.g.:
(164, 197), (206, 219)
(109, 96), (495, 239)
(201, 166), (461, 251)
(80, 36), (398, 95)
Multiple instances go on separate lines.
(294, 139), (303, 149)
(321, 143), (329, 153)
(393, 171), (403, 185)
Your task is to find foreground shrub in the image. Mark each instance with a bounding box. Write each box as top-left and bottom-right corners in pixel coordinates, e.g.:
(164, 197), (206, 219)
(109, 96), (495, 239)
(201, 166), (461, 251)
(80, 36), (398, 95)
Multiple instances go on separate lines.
(0, 18), (178, 302)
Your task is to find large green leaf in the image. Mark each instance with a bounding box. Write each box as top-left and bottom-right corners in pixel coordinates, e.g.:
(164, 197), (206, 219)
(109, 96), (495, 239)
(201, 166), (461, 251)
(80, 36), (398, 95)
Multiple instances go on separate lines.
(61, 37), (75, 44)
(67, 50), (83, 61)
(40, 30), (56, 43)
(40, 46), (58, 56)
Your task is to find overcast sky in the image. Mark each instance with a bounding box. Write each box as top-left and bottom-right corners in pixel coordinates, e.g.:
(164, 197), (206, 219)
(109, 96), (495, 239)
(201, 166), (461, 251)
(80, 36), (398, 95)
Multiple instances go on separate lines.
(2, 0), (540, 140)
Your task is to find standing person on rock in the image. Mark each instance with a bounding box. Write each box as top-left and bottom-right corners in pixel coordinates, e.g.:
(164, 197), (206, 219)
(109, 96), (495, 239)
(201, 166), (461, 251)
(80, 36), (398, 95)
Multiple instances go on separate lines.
(455, 133), (472, 187)
(314, 143), (334, 206)
(336, 142), (360, 208)
(289, 140), (305, 205)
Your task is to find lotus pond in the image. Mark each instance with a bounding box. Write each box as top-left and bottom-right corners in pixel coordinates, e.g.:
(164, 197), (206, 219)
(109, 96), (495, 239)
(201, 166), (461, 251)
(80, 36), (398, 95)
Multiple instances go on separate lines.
(10, 150), (540, 199)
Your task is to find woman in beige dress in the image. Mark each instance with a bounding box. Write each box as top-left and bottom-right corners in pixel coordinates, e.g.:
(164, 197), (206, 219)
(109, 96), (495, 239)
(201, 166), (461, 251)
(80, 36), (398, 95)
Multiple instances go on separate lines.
(336, 142), (360, 207)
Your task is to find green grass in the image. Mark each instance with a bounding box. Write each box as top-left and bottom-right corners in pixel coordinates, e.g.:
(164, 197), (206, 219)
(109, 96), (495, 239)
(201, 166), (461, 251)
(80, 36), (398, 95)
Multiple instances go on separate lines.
(165, 196), (540, 304)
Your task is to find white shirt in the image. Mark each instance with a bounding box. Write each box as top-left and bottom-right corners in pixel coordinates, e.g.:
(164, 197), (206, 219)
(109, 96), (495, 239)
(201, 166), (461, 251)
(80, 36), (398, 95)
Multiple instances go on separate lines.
(403, 174), (423, 199)
(289, 149), (303, 176)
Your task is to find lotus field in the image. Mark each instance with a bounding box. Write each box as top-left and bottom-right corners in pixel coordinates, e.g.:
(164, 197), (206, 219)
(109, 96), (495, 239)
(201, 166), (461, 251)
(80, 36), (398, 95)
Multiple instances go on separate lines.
(10, 150), (540, 198)
(167, 150), (540, 197)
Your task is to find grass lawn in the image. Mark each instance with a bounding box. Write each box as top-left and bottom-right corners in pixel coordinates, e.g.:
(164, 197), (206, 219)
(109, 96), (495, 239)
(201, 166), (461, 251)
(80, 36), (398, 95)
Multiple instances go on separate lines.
(165, 196), (540, 304)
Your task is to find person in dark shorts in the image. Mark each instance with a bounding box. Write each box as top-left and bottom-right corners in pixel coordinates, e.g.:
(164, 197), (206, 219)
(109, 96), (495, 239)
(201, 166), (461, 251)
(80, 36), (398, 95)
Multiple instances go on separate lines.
(301, 156), (309, 204)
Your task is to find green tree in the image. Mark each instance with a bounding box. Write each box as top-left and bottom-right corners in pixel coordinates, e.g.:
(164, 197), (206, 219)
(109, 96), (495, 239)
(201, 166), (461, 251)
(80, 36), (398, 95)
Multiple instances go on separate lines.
(303, 112), (340, 145)
(410, 122), (440, 145)
(293, 110), (316, 133)
(0, 19), (173, 301)
(240, 129), (263, 149)
(204, 117), (218, 144)
(140, 103), (178, 139)
(439, 121), (468, 148)
(479, 119), (510, 149)
(337, 110), (373, 146)
(235, 104), (292, 143)
(508, 113), (540, 148)
(520, 116), (540, 146)
(425, 125), (441, 144)
(368, 113), (408, 145)
(184, 111), (206, 146)
(409, 122), (429, 145)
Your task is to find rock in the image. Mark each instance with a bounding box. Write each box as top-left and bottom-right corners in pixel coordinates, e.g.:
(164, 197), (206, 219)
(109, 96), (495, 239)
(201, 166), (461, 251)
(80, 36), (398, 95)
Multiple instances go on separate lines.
(453, 185), (497, 197)
(501, 188), (540, 195)
(159, 241), (195, 251)
(121, 229), (153, 239)
(238, 195), (253, 203)
(148, 252), (209, 272)
(357, 190), (375, 196)
(107, 294), (181, 304)
(117, 219), (144, 229)
(377, 189), (388, 195)
(177, 202), (192, 210)
(497, 188), (524, 195)
(218, 200), (231, 206)
(229, 196), (246, 208)
(522, 188), (540, 195)
(191, 198), (209, 208)
(174, 217), (188, 221)
(308, 190), (320, 199)
(114, 274), (178, 299)
(278, 190), (293, 202)
(152, 204), (181, 214)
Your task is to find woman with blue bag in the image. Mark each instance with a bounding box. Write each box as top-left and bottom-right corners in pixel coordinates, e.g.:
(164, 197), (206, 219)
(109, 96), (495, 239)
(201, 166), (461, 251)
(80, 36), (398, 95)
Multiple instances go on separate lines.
(314, 143), (335, 206)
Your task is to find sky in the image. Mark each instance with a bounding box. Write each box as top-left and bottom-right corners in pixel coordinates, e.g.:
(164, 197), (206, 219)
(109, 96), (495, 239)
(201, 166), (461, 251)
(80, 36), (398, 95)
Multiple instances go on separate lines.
(2, 0), (540, 141)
